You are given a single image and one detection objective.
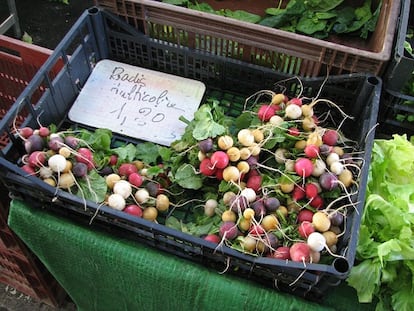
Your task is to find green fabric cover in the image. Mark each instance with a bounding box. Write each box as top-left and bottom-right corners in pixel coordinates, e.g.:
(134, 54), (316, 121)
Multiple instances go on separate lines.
(8, 199), (374, 311)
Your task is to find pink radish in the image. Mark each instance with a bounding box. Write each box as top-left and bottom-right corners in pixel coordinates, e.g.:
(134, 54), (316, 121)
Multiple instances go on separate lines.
(294, 158), (313, 177)
(322, 129), (339, 146)
(210, 151), (229, 169)
(199, 158), (216, 176)
(289, 242), (311, 263)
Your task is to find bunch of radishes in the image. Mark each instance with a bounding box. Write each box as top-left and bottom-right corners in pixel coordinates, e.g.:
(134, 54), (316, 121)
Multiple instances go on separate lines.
(16, 125), (174, 223)
(182, 91), (361, 264)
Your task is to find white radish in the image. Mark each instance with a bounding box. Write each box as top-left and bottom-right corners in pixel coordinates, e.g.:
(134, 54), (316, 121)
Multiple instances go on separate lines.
(285, 104), (302, 119)
(48, 154), (67, 173)
(113, 180), (132, 199)
(307, 232), (326, 252)
(107, 193), (126, 211)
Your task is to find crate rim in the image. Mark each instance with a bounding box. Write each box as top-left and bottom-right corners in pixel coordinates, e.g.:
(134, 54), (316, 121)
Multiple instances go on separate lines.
(98, 0), (401, 62)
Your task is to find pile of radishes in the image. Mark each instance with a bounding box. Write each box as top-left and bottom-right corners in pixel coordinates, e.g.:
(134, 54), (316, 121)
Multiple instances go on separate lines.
(16, 125), (175, 222)
(170, 90), (362, 265)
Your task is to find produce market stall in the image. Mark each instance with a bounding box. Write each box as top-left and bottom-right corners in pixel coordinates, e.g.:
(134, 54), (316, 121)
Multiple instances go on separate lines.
(7, 198), (374, 311)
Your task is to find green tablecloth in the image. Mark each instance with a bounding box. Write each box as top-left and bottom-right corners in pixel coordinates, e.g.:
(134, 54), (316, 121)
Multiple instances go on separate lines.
(7, 199), (374, 311)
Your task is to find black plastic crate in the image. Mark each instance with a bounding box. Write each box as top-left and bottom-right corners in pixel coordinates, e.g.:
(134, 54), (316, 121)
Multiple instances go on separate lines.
(378, 88), (414, 137)
(0, 7), (381, 301)
(383, 0), (413, 92)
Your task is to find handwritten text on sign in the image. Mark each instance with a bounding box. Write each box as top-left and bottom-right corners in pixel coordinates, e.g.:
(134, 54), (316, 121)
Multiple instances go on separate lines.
(68, 60), (206, 146)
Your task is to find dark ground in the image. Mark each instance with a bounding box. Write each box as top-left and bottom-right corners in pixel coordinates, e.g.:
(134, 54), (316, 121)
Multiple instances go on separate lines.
(1, 1), (94, 310)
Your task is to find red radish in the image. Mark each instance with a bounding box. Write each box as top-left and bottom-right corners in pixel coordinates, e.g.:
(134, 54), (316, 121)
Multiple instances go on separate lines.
(305, 183), (319, 199)
(28, 151), (46, 167)
(257, 104), (276, 121)
(304, 144), (319, 158)
(76, 147), (94, 170)
(249, 224), (265, 236)
(292, 185), (306, 201)
(298, 221), (315, 238)
(109, 154), (118, 166)
(289, 242), (311, 263)
(272, 246), (291, 260)
(19, 127), (34, 139)
(297, 209), (314, 223)
(199, 158), (216, 176)
(219, 221), (238, 240)
(123, 204), (143, 217)
(309, 195), (324, 209)
(118, 163), (138, 177)
(289, 97), (302, 106)
(210, 151), (229, 169)
(322, 129), (339, 146)
(214, 168), (224, 180)
(128, 172), (143, 187)
(21, 164), (36, 175)
(204, 234), (221, 244)
(38, 126), (50, 137)
(294, 158), (313, 177)
(246, 174), (262, 192)
(288, 127), (300, 136)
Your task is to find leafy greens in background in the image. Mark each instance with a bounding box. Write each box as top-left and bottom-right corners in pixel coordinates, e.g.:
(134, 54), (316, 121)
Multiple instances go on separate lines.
(162, 0), (382, 39)
(347, 135), (414, 311)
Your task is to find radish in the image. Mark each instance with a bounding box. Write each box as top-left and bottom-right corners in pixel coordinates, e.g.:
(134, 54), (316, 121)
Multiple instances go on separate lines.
(257, 104), (276, 122)
(322, 129), (338, 146)
(294, 158), (313, 178)
(240, 187), (257, 203)
(338, 169), (354, 187)
(304, 144), (319, 158)
(309, 195), (324, 209)
(288, 97), (302, 106)
(326, 152), (340, 166)
(135, 188), (150, 204)
(198, 138), (213, 153)
(204, 234), (221, 244)
(251, 200), (266, 219)
(118, 163), (138, 177)
(229, 195), (249, 213)
(271, 93), (285, 105)
(21, 164), (36, 175)
(298, 220), (315, 238)
(58, 172), (75, 189)
(156, 194), (170, 212)
(107, 193), (126, 210)
(222, 166), (240, 182)
(240, 235), (258, 253)
(289, 242), (311, 263)
(72, 162), (88, 178)
(210, 151), (229, 169)
(219, 221), (238, 240)
(217, 135), (233, 150)
(76, 147), (94, 170)
(297, 209), (314, 223)
(272, 246), (291, 260)
(319, 172), (339, 191)
(28, 151), (46, 168)
(238, 129), (255, 147)
(261, 214), (279, 231)
(264, 197), (280, 212)
(128, 172), (143, 187)
(222, 210), (237, 222)
(288, 127), (300, 136)
(285, 103), (302, 119)
(311, 159), (326, 177)
(37, 126), (50, 137)
(307, 232), (326, 252)
(305, 183), (318, 199)
(226, 147), (241, 162)
(25, 134), (44, 154)
(249, 224), (265, 236)
(312, 211), (331, 232)
(292, 185), (305, 201)
(113, 180), (132, 199)
(106, 173), (121, 189)
(274, 148), (288, 164)
(48, 135), (64, 152)
(64, 136), (79, 149)
(18, 126), (34, 139)
(123, 204), (143, 217)
(269, 115), (284, 126)
(48, 154), (67, 173)
(142, 207), (158, 221)
(199, 158), (216, 176)
(204, 199), (218, 217)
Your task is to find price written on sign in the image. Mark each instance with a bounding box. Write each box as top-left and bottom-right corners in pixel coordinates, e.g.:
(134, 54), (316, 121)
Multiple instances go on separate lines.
(68, 60), (206, 146)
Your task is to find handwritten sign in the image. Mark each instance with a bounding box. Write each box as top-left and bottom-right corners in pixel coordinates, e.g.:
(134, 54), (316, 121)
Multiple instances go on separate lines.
(68, 60), (206, 146)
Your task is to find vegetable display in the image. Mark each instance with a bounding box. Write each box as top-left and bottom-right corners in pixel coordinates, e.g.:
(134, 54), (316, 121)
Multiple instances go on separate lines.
(163, 0), (382, 39)
(15, 81), (364, 268)
(347, 135), (414, 311)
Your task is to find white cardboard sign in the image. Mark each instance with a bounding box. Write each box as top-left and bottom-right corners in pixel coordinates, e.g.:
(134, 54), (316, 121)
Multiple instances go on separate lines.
(68, 60), (206, 146)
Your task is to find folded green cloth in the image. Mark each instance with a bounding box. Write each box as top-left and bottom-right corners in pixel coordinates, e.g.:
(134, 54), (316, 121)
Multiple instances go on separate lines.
(8, 199), (373, 311)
